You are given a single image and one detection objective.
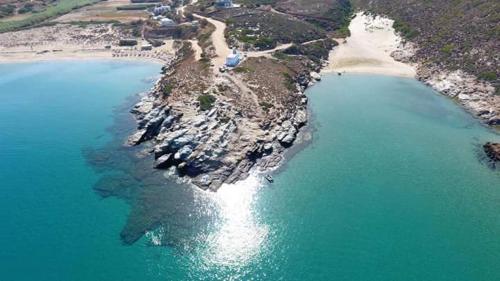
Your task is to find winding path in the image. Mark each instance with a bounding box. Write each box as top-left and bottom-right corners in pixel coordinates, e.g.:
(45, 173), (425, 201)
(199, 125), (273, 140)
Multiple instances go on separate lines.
(246, 43), (293, 58)
(193, 14), (231, 72)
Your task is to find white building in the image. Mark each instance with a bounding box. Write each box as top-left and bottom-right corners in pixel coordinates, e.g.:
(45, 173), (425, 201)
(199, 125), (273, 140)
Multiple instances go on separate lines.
(225, 49), (241, 67)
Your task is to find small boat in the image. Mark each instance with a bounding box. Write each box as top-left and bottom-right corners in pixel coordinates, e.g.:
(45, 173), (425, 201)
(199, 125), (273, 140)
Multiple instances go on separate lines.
(265, 174), (274, 183)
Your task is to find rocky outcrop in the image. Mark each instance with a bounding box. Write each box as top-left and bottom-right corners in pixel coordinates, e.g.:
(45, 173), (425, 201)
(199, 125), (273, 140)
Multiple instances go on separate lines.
(417, 67), (500, 125)
(126, 70), (311, 191)
(484, 142), (500, 163)
(391, 40), (500, 127)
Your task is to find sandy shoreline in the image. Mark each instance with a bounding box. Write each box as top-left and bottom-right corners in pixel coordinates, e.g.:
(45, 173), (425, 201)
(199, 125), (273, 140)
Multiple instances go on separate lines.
(0, 23), (176, 65)
(323, 12), (416, 78)
(0, 49), (168, 64)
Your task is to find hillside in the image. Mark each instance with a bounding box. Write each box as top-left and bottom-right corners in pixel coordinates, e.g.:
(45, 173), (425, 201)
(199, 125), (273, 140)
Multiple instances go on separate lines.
(0, 0), (103, 32)
(275, 0), (352, 33)
(234, 0), (352, 34)
(352, 0), (499, 93)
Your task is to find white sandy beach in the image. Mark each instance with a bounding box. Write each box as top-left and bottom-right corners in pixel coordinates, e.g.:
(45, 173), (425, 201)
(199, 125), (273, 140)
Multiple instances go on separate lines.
(324, 12), (416, 77)
(0, 46), (175, 64)
(0, 24), (176, 64)
(0, 37), (176, 64)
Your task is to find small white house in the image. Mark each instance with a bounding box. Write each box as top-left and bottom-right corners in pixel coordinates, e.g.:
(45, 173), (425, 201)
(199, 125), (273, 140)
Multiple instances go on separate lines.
(225, 49), (241, 67)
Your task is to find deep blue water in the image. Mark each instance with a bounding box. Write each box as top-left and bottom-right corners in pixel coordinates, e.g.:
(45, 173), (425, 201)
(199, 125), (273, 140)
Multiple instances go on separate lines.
(0, 63), (499, 281)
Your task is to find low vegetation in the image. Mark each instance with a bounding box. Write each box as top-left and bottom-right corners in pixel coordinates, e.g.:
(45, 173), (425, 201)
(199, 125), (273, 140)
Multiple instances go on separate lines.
(116, 4), (156, 11)
(161, 84), (173, 96)
(392, 19), (418, 39)
(233, 66), (254, 73)
(259, 101), (274, 111)
(214, 8), (327, 50)
(479, 71), (498, 82)
(282, 72), (296, 91)
(274, 0), (353, 32)
(279, 39), (337, 64)
(0, 4), (16, 18)
(0, 0), (103, 33)
(353, 0), (499, 91)
(197, 94), (216, 111)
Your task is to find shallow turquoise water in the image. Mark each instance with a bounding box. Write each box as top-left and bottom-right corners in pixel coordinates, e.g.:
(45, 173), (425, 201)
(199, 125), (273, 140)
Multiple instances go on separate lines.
(0, 63), (499, 281)
(254, 75), (500, 281)
(0, 61), (166, 281)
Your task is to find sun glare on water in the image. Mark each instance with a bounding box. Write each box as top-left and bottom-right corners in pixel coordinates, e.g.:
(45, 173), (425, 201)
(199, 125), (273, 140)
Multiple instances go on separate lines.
(199, 173), (269, 270)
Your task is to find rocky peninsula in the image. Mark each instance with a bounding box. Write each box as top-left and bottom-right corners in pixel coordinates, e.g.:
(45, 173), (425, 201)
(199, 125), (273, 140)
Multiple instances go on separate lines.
(112, 1), (345, 191)
(126, 35), (318, 191)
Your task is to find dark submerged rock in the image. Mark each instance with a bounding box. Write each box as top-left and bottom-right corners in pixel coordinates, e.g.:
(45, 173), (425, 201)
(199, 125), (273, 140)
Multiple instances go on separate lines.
(483, 142), (500, 163)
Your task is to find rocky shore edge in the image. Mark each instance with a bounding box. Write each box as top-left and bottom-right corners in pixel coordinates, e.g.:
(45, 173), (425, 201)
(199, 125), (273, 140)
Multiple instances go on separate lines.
(393, 41), (500, 170)
(392, 42), (500, 127)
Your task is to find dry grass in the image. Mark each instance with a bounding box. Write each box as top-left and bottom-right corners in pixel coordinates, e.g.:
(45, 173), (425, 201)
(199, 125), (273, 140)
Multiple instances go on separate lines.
(54, 0), (149, 23)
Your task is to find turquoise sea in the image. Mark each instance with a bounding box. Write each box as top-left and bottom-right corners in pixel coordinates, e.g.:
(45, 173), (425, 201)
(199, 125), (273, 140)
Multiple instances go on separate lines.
(0, 62), (499, 281)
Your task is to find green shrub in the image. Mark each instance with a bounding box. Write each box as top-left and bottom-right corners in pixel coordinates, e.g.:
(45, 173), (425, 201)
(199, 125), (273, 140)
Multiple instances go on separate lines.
(162, 84), (172, 96)
(233, 66), (253, 73)
(18, 3), (35, 14)
(282, 72), (296, 91)
(272, 52), (291, 61)
(478, 71), (497, 81)
(197, 94), (216, 111)
(259, 101), (274, 111)
(254, 36), (275, 49)
(393, 20), (419, 39)
(440, 43), (454, 55)
(0, 4), (16, 18)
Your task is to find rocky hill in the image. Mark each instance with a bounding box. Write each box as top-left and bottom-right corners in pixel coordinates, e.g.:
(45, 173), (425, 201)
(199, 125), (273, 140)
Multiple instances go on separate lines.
(352, 0), (499, 94)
